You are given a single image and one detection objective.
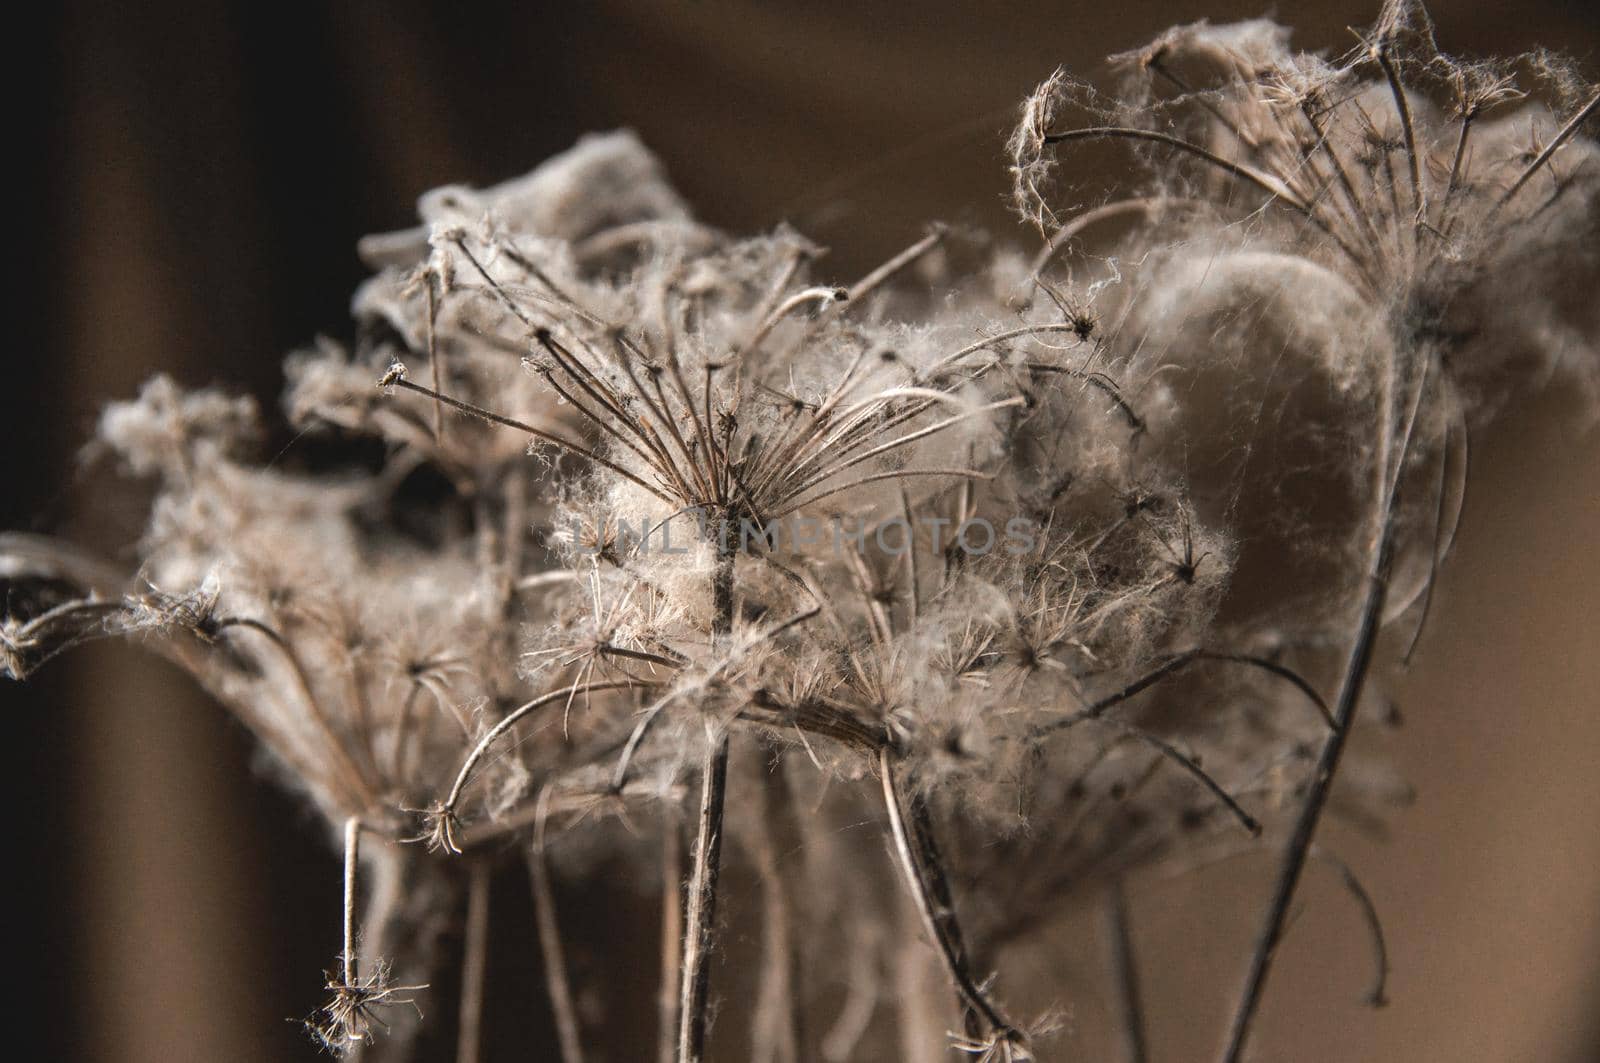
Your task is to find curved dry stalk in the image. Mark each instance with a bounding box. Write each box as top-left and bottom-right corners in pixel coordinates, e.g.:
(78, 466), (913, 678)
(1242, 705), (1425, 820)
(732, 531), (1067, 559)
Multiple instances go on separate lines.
(920, 322), (1086, 380)
(1042, 127), (1309, 212)
(1403, 413), (1467, 665)
(384, 371), (676, 504)
(1105, 720), (1261, 836)
(447, 774), (678, 853)
(1369, 41), (1426, 225)
(1311, 845), (1390, 1008)
(613, 603), (823, 790)
(771, 397), (1023, 512)
(1023, 362), (1146, 433)
(1155, 837), (1392, 1013)
(1040, 124), (1378, 275)
(1026, 197), (1199, 285)
(735, 285), (849, 370)
(765, 388), (1012, 507)
(608, 687), (690, 793)
(0, 532), (128, 597)
(1030, 648), (1332, 739)
(878, 748), (1025, 1056)
(213, 616), (384, 814)
(772, 467), (998, 519)
(0, 598), (125, 679)
(429, 679), (650, 853)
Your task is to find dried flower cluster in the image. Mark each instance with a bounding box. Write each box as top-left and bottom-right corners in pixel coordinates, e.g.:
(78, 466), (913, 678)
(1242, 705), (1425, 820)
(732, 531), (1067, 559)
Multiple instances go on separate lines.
(4, 3), (1595, 1060)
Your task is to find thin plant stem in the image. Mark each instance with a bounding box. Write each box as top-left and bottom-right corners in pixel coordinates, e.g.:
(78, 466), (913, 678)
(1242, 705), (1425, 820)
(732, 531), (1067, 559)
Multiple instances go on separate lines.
(1107, 720), (1261, 836)
(749, 754), (801, 1063)
(1042, 125), (1373, 274)
(774, 396), (1019, 507)
(390, 683), (425, 786)
(735, 286), (846, 376)
(1218, 343), (1432, 1063)
(1023, 362), (1146, 432)
(894, 899), (949, 1063)
(456, 860), (491, 1063)
(425, 273), (445, 443)
(386, 374), (675, 504)
(1027, 197), (1198, 287)
(1403, 415), (1463, 665)
(1151, 839), (1393, 1010)
(1312, 846), (1390, 1008)
(528, 788), (586, 1063)
(440, 679), (649, 827)
(1217, 514), (1396, 1063)
(820, 920), (880, 1062)
(1496, 88), (1600, 208)
(342, 816), (361, 989)
(676, 538), (736, 1063)
(879, 747), (1022, 1050)
(1031, 648), (1332, 737)
(213, 616), (383, 813)
(1043, 127), (1308, 210)
(1299, 98), (1388, 257)
(677, 733), (730, 1063)
(1104, 881), (1148, 1063)
(659, 810), (685, 1063)
(1148, 57), (1259, 149)
(1372, 43), (1425, 226)
(844, 225), (946, 305)
(1441, 111), (1476, 220)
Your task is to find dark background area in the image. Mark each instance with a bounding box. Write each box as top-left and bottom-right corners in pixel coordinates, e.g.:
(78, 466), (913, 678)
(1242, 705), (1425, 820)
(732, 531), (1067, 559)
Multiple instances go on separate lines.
(6, 2), (1599, 1060)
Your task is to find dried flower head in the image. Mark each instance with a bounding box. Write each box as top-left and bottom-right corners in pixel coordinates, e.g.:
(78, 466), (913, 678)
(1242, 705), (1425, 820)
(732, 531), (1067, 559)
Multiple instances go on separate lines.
(307, 960), (429, 1056)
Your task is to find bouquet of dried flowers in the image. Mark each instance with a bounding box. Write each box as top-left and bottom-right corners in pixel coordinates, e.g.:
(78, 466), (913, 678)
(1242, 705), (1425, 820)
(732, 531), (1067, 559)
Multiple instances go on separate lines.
(4, 3), (1594, 1059)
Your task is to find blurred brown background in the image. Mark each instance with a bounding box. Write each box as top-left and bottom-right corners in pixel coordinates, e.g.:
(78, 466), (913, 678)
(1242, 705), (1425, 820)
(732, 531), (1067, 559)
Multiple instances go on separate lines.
(5, 2), (1598, 1060)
